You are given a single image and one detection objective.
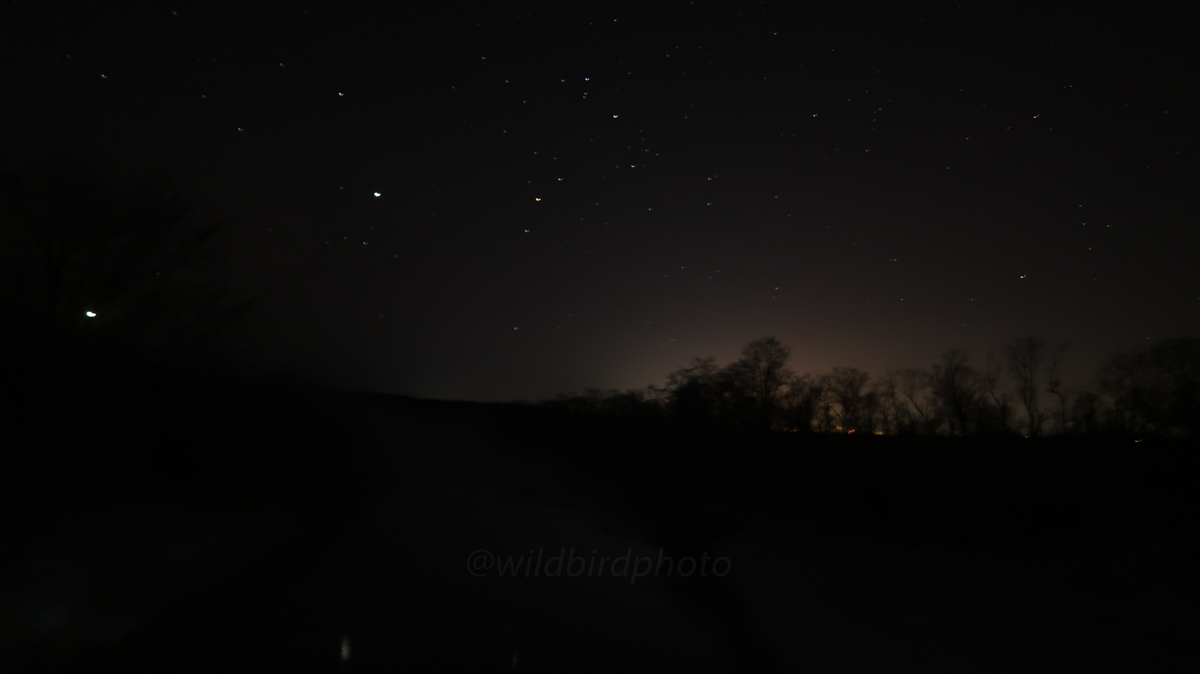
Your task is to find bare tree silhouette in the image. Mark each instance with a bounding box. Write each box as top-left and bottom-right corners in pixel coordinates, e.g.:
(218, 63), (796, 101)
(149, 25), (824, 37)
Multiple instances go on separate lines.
(823, 366), (870, 431)
(983, 352), (1013, 434)
(1099, 338), (1200, 436)
(665, 356), (725, 423)
(724, 337), (794, 429)
(0, 160), (252, 364)
(1003, 335), (1047, 436)
(929, 349), (981, 436)
(778, 372), (817, 432)
(1045, 341), (1070, 434)
(1071, 390), (1102, 434)
(895, 367), (938, 434)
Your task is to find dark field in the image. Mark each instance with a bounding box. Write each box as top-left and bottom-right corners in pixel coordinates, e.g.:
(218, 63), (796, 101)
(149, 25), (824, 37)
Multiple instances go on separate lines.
(4, 383), (1200, 672)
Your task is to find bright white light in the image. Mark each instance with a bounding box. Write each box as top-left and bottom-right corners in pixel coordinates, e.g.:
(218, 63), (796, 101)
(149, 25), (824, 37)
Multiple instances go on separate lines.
(85, 311), (96, 318)
(373, 192), (381, 197)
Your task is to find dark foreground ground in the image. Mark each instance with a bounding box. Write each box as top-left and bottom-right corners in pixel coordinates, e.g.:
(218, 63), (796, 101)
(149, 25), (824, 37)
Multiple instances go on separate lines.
(3, 384), (1200, 672)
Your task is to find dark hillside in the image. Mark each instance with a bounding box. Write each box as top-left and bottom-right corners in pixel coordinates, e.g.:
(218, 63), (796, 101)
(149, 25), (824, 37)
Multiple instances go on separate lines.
(0, 361), (384, 672)
(5, 391), (1199, 671)
(319, 397), (1200, 671)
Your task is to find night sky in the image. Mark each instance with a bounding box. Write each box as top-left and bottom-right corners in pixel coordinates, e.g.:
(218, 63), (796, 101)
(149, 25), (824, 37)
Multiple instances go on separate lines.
(4, 1), (1197, 401)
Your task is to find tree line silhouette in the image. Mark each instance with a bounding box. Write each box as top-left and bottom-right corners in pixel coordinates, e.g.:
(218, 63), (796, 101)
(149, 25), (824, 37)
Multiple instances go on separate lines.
(547, 335), (1200, 438)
